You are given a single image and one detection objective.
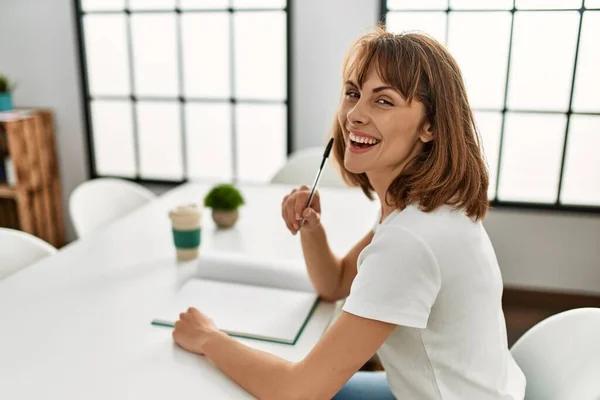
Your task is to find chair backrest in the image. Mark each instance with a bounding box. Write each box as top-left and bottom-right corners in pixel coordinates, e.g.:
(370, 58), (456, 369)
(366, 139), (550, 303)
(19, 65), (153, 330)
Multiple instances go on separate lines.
(509, 307), (600, 400)
(69, 178), (156, 237)
(270, 147), (347, 188)
(0, 228), (57, 280)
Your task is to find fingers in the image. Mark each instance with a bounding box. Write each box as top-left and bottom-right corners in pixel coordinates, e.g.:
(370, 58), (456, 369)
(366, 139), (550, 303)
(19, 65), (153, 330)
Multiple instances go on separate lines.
(174, 320), (182, 332)
(311, 189), (321, 211)
(301, 207), (320, 226)
(297, 185), (320, 213)
(281, 186), (315, 235)
(178, 308), (194, 320)
(283, 188), (302, 234)
(284, 193), (297, 233)
(282, 189), (298, 233)
(188, 307), (204, 318)
(281, 194), (293, 232)
(176, 307), (200, 323)
(293, 190), (310, 222)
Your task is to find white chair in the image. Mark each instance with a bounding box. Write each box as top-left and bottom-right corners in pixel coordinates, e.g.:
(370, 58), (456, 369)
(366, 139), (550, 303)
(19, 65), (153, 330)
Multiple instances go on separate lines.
(270, 147), (347, 188)
(510, 307), (600, 400)
(69, 178), (156, 237)
(0, 228), (57, 280)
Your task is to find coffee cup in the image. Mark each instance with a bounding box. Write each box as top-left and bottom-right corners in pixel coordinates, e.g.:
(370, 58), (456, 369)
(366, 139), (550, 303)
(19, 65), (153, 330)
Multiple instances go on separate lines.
(168, 203), (202, 261)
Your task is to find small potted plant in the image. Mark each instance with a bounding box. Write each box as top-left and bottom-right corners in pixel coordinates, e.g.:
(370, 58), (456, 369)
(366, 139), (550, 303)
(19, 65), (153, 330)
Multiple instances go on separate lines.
(203, 183), (245, 229)
(0, 74), (16, 112)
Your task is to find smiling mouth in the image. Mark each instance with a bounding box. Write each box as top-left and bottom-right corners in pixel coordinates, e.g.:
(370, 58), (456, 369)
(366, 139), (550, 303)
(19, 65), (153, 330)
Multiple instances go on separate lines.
(348, 131), (381, 149)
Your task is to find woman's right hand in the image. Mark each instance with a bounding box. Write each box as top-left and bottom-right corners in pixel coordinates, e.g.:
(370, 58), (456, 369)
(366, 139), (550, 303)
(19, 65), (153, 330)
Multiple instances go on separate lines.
(281, 185), (322, 235)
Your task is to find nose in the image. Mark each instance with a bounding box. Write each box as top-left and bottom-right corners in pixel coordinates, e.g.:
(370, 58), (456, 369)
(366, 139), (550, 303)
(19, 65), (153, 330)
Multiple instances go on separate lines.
(346, 98), (370, 126)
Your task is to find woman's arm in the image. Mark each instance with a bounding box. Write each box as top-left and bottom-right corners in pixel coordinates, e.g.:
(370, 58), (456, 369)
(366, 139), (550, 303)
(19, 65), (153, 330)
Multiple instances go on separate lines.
(173, 308), (395, 400)
(281, 185), (374, 301)
(301, 227), (374, 301)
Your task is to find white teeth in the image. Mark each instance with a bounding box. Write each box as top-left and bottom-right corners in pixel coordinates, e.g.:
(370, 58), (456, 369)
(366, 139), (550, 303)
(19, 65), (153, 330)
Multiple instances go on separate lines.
(349, 132), (380, 145)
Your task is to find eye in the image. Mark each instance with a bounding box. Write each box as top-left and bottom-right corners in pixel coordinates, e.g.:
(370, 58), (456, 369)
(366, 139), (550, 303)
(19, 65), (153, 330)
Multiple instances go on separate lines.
(345, 90), (360, 99)
(376, 99), (393, 106)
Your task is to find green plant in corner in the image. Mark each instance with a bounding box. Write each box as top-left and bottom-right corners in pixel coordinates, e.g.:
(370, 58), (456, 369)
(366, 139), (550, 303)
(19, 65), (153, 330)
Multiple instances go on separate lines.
(204, 183), (245, 211)
(0, 74), (16, 93)
(0, 74), (16, 112)
(204, 184), (245, 228)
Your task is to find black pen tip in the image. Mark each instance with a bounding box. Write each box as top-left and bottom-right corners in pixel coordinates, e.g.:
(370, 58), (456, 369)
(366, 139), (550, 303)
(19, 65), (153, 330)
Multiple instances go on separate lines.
(323, 138), (334, 158)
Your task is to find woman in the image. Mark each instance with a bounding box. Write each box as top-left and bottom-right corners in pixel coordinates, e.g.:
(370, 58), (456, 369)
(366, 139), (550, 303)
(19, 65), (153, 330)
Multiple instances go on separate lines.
(172, 27), (526, 400)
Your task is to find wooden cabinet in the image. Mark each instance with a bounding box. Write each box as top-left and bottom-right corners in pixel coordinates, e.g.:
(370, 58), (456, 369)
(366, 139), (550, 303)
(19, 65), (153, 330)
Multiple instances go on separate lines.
(0, 109), (65, 247)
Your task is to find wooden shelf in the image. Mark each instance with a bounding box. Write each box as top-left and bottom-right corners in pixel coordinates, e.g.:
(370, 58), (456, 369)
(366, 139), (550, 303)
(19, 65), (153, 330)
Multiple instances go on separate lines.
(0, 109), (65, 247)
(0, 184), (16, 199)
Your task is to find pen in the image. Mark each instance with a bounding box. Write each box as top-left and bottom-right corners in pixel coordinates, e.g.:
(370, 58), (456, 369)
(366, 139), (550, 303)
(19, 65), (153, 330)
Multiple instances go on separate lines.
(299, 138), (334, 227)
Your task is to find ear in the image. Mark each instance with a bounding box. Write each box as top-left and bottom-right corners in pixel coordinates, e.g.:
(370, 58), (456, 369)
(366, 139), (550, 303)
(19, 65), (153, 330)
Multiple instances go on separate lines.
(419, 121), (434, 144)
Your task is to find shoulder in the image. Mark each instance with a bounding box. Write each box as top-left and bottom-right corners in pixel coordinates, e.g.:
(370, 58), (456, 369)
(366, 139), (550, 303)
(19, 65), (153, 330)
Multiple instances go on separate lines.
(359, 220), (439, 275)
(385, 204), (480, 239)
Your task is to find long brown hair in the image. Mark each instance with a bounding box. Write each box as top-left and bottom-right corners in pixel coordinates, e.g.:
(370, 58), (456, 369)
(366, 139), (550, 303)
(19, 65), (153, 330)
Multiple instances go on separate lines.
(331, 26), (489, 220)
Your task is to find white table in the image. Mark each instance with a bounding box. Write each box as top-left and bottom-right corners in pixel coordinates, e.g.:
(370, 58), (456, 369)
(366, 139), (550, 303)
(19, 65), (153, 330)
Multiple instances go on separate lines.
(0, 183), (378, 399)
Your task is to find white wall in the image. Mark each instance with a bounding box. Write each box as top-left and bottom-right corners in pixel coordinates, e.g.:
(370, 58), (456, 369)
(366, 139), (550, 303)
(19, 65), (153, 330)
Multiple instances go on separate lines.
(292, 0), (379, 150)
(485, 209), (600, 295)
(1, 0), (599, 294)
(0, 0), (87, 241)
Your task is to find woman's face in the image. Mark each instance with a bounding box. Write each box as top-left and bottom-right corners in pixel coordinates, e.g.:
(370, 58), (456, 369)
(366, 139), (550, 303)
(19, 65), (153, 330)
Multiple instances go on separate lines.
(337, 65), (433, 181)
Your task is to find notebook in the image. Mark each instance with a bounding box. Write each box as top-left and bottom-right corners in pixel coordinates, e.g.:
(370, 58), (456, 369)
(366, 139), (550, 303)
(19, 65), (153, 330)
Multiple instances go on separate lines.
(152, 252), (321, 345)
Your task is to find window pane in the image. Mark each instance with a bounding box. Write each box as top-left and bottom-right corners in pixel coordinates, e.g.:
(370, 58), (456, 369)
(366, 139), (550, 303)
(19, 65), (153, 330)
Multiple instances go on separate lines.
(232, 0), (286, 8)
(185, 103), (233, 181)
(131, 14), (178, 97)
(560, 116), (600, 205)
(450, 0), (512, 9)
(83, 15), (131, 96)
(182, 13), (230, 98)
(474, 111), (503, 200)
(236, 104), (286, 182)
(129, 0), (175, 9)
(516, 0), (582, 9)
(572, 11), (600, 112)
(507, 12), (579, 111)
(81, 0), (124, 11)
(386, 12), (447, 45)
(136, 102), (183, 180)
(91, 100), (136, 177)
(586, 0), (600, 6)
(388, 0), (448, 10)
(234, 12), (286, 100)
(180, 0), (228, 9)
(498, 113), (566, 203)
(448, 12), (511, 109)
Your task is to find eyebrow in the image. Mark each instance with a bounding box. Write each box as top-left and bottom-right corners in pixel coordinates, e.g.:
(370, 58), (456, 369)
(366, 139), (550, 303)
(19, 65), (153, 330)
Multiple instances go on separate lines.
(345, 80), (401, 95)
(373, 86), (401, 95)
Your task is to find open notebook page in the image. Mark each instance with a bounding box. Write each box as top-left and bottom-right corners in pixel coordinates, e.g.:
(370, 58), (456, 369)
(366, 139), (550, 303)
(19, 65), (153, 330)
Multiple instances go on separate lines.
(154, 278), (319, 345)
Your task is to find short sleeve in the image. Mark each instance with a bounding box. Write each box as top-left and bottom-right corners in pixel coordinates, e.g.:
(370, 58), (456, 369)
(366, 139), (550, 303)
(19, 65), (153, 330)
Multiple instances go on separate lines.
(342, 225), (441, 329)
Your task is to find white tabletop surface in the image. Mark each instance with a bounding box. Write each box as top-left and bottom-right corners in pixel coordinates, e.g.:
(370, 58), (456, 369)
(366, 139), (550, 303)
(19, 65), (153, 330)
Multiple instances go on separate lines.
(0, 182), (378, 399)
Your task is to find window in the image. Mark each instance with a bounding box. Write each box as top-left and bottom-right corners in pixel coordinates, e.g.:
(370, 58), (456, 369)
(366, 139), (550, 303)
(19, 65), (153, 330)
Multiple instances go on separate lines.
(383, 0), (600, 211)
(76, 0), (290, 184)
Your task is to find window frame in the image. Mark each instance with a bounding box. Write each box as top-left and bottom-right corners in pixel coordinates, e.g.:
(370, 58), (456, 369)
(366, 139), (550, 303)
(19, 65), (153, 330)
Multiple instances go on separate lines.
(74, 0), (292, 186)
(380, 0), (600, 214)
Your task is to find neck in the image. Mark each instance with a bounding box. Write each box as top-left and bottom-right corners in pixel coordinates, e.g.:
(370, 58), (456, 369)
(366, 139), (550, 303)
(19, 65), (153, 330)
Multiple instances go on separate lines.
(368, 169), (401, 223)
(368, 141), (426, 223)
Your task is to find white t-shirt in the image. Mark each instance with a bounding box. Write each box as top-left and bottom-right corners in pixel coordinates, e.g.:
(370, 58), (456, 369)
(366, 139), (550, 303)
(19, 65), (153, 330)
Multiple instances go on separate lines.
(342, 204), (526, 399)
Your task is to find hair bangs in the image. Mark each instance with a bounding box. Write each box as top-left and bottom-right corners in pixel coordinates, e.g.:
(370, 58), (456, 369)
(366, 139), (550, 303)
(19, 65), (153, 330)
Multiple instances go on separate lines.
(342, 31), (424, 105)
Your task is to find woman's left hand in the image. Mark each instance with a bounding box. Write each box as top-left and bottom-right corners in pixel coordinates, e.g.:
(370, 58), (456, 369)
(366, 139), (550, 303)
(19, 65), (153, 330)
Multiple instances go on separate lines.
(172, 307), (219, 355)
